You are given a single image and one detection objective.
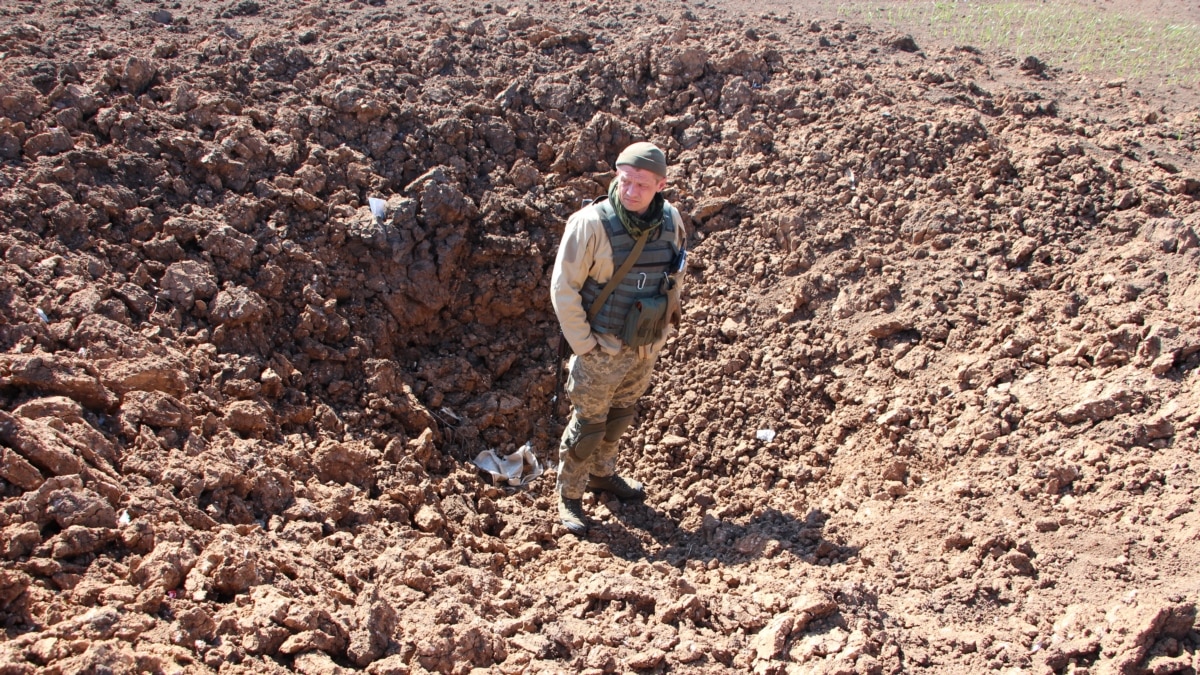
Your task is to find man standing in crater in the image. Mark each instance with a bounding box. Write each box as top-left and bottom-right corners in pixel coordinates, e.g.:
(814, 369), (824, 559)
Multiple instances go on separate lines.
(550, 141), (686, 536)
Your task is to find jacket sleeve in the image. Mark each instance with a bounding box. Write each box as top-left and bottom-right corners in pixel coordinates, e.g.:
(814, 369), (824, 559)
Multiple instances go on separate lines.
(671, 204), (687, 254)
(659, 203), (687, 338)
(551, 211), (603, 355)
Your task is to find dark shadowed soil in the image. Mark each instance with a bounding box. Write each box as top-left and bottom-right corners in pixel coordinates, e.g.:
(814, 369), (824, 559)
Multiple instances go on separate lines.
(0, 0), (1198, 673)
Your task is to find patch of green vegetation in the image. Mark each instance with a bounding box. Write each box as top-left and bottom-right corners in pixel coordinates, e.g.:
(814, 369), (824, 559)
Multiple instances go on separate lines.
(837, 1), (1200, 88)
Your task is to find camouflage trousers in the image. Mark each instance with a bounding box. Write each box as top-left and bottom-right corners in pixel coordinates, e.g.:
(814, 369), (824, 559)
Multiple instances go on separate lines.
(557, 343), (660, 499)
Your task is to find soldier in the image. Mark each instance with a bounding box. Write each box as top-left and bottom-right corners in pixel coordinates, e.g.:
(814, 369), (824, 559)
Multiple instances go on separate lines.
(550, 142), (685, 536)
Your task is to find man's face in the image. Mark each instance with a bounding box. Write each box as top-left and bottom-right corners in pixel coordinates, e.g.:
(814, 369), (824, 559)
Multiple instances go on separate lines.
(615, 165), (666, 215)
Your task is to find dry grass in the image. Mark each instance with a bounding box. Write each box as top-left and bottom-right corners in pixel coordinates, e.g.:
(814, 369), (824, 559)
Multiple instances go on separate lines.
(836, 1), (1200, 90)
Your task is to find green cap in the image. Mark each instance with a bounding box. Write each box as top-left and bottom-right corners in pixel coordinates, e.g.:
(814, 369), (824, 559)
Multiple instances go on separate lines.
(615, 142), (667, 178)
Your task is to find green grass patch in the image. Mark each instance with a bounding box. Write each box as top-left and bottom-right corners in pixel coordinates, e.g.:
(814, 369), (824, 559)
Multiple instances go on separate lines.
(837, 1), (1200, 88)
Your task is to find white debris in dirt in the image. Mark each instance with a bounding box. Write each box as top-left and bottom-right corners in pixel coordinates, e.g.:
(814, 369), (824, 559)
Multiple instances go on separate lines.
(473, 442), (543, 487)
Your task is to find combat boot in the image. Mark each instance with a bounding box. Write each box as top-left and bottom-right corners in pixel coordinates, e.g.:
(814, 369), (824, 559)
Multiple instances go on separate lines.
(587, 474), (645, 502)
(558, 497), (589, 536)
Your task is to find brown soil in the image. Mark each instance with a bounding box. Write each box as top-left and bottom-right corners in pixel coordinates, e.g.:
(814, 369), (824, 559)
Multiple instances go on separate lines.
(1, 1), (1198, 674)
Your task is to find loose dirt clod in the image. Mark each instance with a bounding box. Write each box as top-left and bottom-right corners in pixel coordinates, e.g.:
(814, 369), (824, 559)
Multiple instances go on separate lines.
(0, 0), (1198, 673)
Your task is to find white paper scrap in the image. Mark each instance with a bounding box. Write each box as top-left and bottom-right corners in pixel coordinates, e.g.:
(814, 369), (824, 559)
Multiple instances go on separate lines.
(368, 197), (387, 221)
(472, 442), (543, 487)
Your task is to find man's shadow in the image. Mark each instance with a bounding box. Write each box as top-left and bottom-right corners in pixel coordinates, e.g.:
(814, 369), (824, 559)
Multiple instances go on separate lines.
(589, 499), (857, 569)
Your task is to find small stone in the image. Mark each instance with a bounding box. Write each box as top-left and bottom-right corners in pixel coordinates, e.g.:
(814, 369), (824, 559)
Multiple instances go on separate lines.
(625, 648), (666, 670)
(413, 504), (445, 533)
(1001, 550), (1036, 576)
(719, 318), (741, 340)
(1034, 518), (1060, 532)
(661, 434), (689, 448)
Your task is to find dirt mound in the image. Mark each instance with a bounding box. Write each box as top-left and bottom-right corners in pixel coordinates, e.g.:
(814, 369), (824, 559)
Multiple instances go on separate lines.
(1, 0), (1198, 673)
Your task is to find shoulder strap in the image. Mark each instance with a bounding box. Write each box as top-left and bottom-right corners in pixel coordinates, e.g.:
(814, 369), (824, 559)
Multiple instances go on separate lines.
(587, 229), (649, 323)
(593, 196), (620, 235)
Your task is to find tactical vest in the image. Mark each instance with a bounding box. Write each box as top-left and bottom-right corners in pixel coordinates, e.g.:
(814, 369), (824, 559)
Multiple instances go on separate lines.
(580, 198), (680, 337)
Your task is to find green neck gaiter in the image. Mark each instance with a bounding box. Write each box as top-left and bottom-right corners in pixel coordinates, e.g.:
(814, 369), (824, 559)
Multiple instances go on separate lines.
(608, 178), (664, 239)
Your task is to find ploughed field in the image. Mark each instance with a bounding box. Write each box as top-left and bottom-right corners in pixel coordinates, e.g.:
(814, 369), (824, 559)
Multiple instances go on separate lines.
(0, 0), (1198, 673)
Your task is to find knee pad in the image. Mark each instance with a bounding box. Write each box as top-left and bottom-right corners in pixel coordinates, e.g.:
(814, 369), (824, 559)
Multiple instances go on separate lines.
(604, 406), (636, 442)
(567, 418), (607, 462)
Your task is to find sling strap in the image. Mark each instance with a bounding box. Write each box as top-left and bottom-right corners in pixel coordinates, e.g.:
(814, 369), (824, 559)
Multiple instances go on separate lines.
(586, 229), (649, 323)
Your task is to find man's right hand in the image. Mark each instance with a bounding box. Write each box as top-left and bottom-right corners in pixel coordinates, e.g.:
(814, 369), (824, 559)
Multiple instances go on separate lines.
(593, 333), (622, 356)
